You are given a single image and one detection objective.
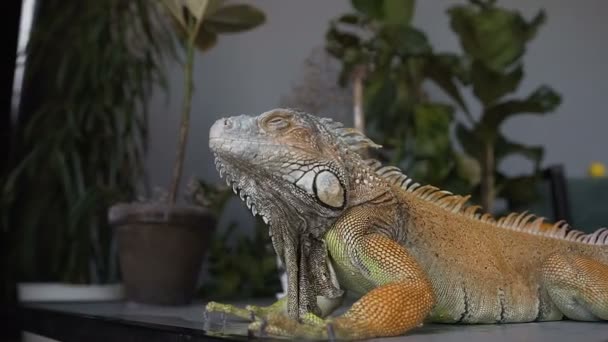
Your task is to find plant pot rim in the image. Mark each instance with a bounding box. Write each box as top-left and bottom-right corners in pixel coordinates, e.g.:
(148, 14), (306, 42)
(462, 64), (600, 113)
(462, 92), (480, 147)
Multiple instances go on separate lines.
(108, 202), (213, 226)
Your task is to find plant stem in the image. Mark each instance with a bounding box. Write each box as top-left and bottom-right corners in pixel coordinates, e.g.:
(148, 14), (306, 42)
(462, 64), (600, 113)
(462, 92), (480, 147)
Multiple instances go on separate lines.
(480, 141), (495, 212)
(168, 23), (198, 205)
(352, 65), (366, 134)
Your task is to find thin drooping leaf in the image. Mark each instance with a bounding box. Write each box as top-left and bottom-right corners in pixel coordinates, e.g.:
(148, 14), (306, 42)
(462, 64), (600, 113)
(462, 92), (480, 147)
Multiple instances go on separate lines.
(203, 4), (266, 34)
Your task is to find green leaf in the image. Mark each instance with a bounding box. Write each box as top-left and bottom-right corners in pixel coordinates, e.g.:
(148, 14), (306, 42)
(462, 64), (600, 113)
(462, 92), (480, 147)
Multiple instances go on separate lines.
(351, 0), (384, 19)
(384, 26), (431, 56)
(383, 0), (414, 26)
(448, 4), (534, 71)
(471, 61), (523, 106)
(523, 10), (546, 41)
(194, 26), (218, 51)
(494, 133), (544, 169)
(202, 0), (226, 18)
(425, 54), (470, 114)
(412, 103), (453, 157)
(481, 85), (561, 131)
(204, 4), (266, 33)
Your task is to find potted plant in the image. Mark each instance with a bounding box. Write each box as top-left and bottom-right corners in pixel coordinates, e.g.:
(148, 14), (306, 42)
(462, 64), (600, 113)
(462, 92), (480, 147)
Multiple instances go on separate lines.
(108, 0), (266, 305)
(325, 0), (477, 190)
(447, 0), (561, 212)
(326, 0), (562, 214)
(2, 0), (172, 302)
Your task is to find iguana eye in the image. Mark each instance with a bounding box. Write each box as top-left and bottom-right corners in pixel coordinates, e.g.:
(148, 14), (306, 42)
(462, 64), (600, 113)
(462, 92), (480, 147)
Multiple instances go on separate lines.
(314, 171), (345, 209)
(263, 115), (290, 130)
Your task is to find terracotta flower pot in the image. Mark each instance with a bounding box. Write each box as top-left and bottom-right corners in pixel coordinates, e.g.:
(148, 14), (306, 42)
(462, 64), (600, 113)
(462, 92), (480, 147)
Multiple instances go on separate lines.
(108, 202), (215, 305)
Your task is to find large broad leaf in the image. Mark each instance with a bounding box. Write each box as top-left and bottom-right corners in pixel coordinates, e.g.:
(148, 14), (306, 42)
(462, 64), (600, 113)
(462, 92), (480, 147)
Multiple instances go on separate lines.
(448, 4), (544, 71)
(382, 26), (431, 56)
(481, 85), (561, 132)
(494, 133), (544, 169)
(426, 53), (470, 114)
(412, 103), (454, 157)
(383, 0), (415, 26)
(471, 61), (523, 106)
(351, 0), (384, 19)
(204, 4), (266, 33)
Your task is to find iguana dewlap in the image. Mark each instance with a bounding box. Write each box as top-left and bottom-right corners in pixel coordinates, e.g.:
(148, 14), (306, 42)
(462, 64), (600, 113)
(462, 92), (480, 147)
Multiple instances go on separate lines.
(207, 108), (608, 340)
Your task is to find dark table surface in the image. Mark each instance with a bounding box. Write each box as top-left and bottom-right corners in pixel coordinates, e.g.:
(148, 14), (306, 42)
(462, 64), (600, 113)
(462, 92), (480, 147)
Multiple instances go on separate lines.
(19, 299), (608, 342)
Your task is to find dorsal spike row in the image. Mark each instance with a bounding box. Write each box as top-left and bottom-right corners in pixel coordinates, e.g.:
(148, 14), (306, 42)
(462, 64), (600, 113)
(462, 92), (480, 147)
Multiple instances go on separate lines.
(359, 156), (607, 246)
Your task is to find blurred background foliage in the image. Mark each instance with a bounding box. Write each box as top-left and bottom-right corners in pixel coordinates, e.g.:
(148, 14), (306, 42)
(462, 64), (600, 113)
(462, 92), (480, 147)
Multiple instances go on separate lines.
(0, 0), (564, 303)
(448, 0), (561, 211)
(188, 179), (281, 300)
(326, 0), (471, 190)
(198, 219), (281, 300)
(1, 0), (175, 284)
(326, 0), (561, 213)
(1, 0), (267, 287)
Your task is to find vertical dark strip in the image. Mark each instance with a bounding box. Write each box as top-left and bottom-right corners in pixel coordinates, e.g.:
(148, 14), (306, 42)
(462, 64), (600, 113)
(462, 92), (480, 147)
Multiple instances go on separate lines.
(498, 288), (506, 323)
(457, 284), (470, 323)
(544, 165), (572, 224)
(1, 1), (24, 340)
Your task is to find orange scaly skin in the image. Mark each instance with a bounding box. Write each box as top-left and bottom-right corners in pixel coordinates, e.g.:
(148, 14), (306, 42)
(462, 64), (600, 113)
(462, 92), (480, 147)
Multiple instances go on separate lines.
(206, 109), (608, 340)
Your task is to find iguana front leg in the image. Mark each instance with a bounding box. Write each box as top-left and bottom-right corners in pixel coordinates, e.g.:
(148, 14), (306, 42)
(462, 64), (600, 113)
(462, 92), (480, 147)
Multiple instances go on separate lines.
(247, 205), (436, 340)
(246, 233), (434, 340)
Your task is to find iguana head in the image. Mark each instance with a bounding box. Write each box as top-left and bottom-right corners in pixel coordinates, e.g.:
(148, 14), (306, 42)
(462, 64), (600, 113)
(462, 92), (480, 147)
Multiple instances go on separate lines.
(209, 108), (380, 237)
(209, 108), (381, 317)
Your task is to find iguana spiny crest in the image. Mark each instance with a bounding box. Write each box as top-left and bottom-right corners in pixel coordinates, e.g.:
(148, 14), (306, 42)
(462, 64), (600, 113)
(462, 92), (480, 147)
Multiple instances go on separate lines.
(210, 108), (608, 247)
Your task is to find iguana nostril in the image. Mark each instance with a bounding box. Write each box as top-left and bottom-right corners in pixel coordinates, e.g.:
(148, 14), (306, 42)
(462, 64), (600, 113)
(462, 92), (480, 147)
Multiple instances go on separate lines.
(224, 118), (233, 129)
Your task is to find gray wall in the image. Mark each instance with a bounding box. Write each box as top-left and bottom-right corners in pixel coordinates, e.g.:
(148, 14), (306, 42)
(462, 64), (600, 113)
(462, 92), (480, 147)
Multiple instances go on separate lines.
(146, 0), (608, 225)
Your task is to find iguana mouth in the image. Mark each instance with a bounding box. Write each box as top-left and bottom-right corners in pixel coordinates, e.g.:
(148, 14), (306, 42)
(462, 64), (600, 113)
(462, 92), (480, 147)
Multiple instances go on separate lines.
(213, 153), (270, 225)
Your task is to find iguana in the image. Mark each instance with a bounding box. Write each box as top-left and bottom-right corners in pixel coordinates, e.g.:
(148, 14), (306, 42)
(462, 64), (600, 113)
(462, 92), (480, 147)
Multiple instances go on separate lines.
(206, 108), (608, 340)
